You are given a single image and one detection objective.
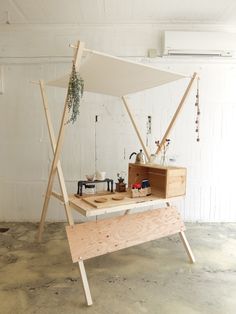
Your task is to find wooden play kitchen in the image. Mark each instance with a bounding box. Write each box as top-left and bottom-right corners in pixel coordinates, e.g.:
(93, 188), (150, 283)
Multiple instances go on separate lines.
(33, 41), (197, 306)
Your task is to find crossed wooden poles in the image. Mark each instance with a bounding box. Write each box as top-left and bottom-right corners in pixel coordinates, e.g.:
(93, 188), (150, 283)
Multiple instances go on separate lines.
(33, 41), (197, 306)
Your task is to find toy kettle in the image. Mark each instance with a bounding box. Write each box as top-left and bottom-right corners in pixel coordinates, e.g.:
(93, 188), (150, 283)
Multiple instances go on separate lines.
(129, 149), (146, 164)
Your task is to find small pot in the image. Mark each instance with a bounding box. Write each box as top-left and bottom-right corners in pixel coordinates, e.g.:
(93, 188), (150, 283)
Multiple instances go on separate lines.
(129, 149), (147, 164)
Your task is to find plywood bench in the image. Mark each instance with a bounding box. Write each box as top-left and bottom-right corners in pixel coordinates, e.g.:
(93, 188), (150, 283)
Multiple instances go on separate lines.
(66, 205), (195, 306)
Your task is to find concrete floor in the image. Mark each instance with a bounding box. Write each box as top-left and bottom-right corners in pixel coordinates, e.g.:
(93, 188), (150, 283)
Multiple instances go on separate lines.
(0, 222), (235, 314)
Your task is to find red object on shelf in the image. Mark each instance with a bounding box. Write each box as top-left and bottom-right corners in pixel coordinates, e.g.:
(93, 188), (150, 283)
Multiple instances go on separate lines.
(132, 183), (141, 189)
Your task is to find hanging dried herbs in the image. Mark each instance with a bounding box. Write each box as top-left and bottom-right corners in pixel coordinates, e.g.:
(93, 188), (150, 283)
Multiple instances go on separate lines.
(66, 62), (84, 123)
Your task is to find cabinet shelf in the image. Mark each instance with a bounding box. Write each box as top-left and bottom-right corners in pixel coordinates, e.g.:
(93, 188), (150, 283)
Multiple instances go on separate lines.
(128, 163), (187, 198)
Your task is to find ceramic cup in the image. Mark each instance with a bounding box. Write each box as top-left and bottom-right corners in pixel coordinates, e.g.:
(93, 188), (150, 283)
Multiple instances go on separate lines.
(86, 174), (95, 181)
(96, 171), (106, 181)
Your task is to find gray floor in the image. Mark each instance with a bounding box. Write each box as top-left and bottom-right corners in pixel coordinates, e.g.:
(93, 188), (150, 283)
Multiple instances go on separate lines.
(0, 222), (235, 314)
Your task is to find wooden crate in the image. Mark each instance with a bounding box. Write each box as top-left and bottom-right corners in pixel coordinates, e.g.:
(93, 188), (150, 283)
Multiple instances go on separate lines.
(131, 187), (151, 198)
(128, 163), (186, 198)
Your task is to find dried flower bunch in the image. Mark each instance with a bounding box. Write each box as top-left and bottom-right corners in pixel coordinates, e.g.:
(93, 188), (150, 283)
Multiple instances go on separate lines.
(66, 62), (84, 123)
(155, 138), (171, 153)
(155, 139), (171, 165)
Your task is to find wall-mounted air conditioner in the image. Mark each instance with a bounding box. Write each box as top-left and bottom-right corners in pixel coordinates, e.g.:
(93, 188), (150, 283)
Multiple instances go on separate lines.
(163, 31), (235, 57)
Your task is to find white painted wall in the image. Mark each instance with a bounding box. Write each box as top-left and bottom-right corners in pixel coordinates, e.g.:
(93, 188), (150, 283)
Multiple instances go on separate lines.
(0, 24), (236, 222)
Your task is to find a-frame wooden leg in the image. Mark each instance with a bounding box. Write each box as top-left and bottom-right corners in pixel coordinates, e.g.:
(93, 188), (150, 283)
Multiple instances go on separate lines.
(36, 80), (74, 242)
(37, 41), (85, 242)
(37, 90), (71, 242)
(78, 259), (93, 306)
(179, 231), (196, 264)
(166, 202), (195, 264)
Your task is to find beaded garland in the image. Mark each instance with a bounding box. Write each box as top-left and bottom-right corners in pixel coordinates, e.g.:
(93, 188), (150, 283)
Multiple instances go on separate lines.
(195, 78), (200, 142)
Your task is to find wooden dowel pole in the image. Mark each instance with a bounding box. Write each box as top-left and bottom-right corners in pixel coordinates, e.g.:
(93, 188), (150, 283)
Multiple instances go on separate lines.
(179, 231), (196, 264)
(78, 260), (93, 306)
(156, 72), (198, 155)
(122, 96), (150, 161)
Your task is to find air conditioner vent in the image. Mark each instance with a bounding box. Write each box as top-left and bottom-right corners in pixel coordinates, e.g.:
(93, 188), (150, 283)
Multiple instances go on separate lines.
(163, 31), (235, 57)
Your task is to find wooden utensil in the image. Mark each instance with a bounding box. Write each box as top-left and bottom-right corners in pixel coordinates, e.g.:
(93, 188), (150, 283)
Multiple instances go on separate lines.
(112, 195), (125, 201)
(94, 197), (108, 203)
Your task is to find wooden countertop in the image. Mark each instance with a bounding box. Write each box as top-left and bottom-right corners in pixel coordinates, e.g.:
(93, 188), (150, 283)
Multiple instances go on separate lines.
(52, 191), (182, 217)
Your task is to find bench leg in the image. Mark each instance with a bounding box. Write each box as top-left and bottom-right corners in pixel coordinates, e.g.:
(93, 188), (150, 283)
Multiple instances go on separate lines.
(179, 231), (196, 264)
(78, 259), (93, 306)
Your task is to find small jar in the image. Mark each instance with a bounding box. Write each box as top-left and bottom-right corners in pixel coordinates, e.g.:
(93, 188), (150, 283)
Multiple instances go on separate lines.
(149, 154), (157, 164)
(84, 184), (96, 195)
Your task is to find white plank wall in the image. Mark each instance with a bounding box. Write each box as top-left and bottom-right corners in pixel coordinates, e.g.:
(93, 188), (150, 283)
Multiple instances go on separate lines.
(0, 24), (236, 222)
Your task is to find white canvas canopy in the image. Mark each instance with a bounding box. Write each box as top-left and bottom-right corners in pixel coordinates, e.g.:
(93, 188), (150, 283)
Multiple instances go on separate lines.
(47, 49), (186, 97)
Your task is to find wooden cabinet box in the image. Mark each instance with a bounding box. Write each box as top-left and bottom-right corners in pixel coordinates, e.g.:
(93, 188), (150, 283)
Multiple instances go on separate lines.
(128, 163), (186, 198)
